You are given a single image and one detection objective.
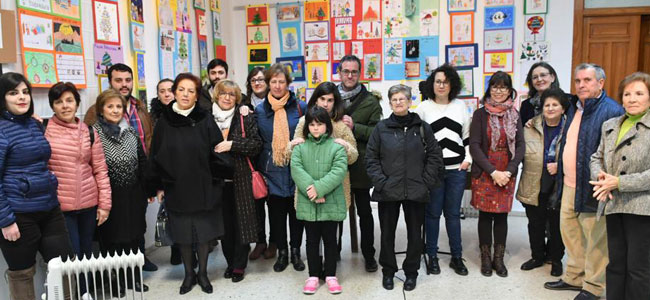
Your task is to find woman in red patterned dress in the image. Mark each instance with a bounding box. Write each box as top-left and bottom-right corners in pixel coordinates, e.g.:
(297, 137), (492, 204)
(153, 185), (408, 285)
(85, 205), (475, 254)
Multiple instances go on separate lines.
(469, 71), (525, 278)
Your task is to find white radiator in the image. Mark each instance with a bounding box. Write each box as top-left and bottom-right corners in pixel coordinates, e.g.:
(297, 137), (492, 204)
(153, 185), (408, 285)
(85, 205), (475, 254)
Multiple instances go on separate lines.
(44, 251), (145, 300)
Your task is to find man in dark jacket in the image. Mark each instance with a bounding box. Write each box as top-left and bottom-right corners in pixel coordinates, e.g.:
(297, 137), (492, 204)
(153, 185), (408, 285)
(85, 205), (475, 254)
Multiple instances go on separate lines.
(198, 59), (229, 111)
(544, 64), (624, 300)
(337, 55), (382, 272)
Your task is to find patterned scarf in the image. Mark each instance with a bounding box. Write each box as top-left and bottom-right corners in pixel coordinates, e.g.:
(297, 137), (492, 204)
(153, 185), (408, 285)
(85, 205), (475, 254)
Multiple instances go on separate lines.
(529, 94), (542, 116)
(268, 92), (291, 166)
(338, 84), (363, 107)
(484, 97), (519, 157)
(545, 116), (566, 164)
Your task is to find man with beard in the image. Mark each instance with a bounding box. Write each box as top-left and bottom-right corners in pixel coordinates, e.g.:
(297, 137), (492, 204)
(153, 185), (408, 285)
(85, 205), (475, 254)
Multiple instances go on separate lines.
(198, 59), (229, 111)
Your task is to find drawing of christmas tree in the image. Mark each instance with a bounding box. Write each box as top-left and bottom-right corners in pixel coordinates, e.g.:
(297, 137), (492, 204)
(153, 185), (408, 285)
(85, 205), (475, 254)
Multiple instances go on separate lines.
(252, 12), (262, 25)
(178, 34), (188, 59)
(285, 32), (297, 50)
(384, 22), (392, 36)
(101, 52), (113, 73)
(100, 7), (112, 40)
(254, 28), (264, 42)
(366, 59), (377, 78)
(311, 68), (320, 84)
(317, 7), (326, 20)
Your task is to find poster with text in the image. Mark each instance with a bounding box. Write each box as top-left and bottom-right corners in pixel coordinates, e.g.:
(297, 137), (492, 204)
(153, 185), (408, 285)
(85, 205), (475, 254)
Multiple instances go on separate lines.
(93, 43), (124, 75)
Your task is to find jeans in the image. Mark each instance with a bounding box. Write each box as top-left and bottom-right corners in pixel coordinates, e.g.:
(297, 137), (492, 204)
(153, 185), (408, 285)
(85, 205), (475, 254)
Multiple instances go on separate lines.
(63, 207), (97, 260)
(425, 169), (466, 258)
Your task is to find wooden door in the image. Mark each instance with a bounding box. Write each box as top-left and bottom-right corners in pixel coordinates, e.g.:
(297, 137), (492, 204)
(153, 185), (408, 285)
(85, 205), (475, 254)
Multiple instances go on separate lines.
(582, 15), (641, 97)
(640, 16), (650, 74)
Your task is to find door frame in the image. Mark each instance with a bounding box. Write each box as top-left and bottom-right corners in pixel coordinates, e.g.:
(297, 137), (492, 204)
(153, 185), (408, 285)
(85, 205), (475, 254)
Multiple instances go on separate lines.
(571, 0), (650, 93)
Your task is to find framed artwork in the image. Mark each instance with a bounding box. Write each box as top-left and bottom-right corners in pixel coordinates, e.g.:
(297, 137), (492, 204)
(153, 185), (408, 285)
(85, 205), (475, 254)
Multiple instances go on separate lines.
(405, 40), (419, 58)
(55, 53), (86, 86)
(93, 0), (121, 45)
(247, 25), (270, 44)
(213, 12), (222, 40)
(277, 3), (301, 22)
(93, 43), (124, 75)
(130, 23), (145, 52)
(246, 5), (269, 25)
(332, 42), (347, 61)
(334, 21), (352, 41)
(304, 42), (329, 61)
(248, 45), (271, 64)
(445, 44), (478, 68)
(424, 56), (439, 75)
(176, 0), (192, 32)
(331, 0), (355, 17)
(304, 1), (329, 22)
(519, 41), (550, 62)
(331, 61), (341, 81)
(384, 39), (403, 65)
(276, 56), (306, 81)
(405, 61), (420, 78)
(130, 0), (144, 23)
(485, 6), (515, 30)
(450, 12), (474, 45)
(448, 0), (476, 13)
(461, 97), (479, 116)
(525, 15), (546, 42)
(525, 0), (548, 14)
(304, 21), (329, 42)
(484, 51), (514, 73)
(458, 68), (474, 97)
(52, 0), (81, 20)
(17, 0), (51, 14)
(98, 74), (110, 92)
(134, 51), (146, 89)
(485, 0), (514, 6)
(194, 0), (207, 10)
(363, 53), (381, 80)
(484, 29), (514, 51)
(22, 51), (57, 87)
(195, 9), (207, 37)
(307, 61), (328, 88)
(52, 18), (82, 53)
(19, 11), (54, 51)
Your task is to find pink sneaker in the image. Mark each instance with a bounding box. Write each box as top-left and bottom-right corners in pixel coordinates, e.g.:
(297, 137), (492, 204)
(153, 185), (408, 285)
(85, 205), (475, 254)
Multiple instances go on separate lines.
(325, 276), (342, 294)
(303, 277), (319, 294)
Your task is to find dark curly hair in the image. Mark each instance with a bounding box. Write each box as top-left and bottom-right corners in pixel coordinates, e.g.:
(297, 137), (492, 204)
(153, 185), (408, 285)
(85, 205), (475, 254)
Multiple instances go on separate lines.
(420, 64), (462, 101)
(540, 87), (570, 112)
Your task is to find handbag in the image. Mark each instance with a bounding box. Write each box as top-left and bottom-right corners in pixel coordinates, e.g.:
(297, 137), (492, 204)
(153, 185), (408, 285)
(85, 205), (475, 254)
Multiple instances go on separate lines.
(155, 201), (174, 247)
(240, 114), (268, 200)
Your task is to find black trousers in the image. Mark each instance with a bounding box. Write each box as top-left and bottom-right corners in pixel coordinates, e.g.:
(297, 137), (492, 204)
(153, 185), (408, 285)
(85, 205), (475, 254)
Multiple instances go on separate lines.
(606, 213), (650, 300)
(101, 239), (143, 286)
(378, 201), (425, 278)
(305, 221), (338, 277)
(222, 183), (251, 271)
(352, 188), (376, 259)
(254, 196), (271, 244)
(523, 192), (564, 262)
(0, 206), (73, 271)
(478, 211), (508, 246)
(267, 195), (303, 250)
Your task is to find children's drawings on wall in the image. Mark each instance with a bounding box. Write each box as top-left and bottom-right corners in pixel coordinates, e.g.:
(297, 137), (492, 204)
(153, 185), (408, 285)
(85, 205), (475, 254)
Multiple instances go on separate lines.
(130, 23), (145, 52)
(305, 21), (330, 42)
(23, 51), (56, 86)
(484, 51), (513, 73)
(56, 54), (85, 86)
(18, 0), (51, 14)
(307, 61), (328, 88)
(445, 44), (478, 68)
(305, 42), (329, 61)
(419, 9), (439, 36)
(277, 3), (302, 57)
(247, 25), (271, 44)
(485, 0), (513, 6)
(450, 12), (474, 44)
(176, 0), (191, 32)
(332, 42), (346, 61)
(93, 43), (124, 75)
(276, 56), (306, 81)
(304, 1), (329, 22)
(93, 0), (120, 44)
(52, 0), (81, 20)
(53, 19), (82, 54)
(484, 28), (513, 51)
(174, 32), (192, 74)
(524, 0), (547, 14)
(356, 0), (381, 39)
(213, 12), (222, 41)
(525, 14), (546, 42)
(135, 51), (146, 89)
(363, 53), (381, 79)
(159, 27), (175, 79)
(277, 3), (301, 22)
(519, 41), (550, 62)
(247, 5), (269, 25)
(458, 68), (474, 96)
(334, 19), (352, 41)
(196, 10), (207, 37)
(384, 38), (403, 64)
(484, 5), (514, 29)
(448, 0), (476, 13)
(158, 0), (175, 27)
(248, 45), (271, 64)
(20, 12), (54, 51)
(130, 0), (144, 23)
(331, 0), (355, 17)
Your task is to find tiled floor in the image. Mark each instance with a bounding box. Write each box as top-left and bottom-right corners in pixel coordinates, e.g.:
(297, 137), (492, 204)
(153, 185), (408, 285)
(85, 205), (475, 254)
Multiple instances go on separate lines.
(139, 212), (579, 300)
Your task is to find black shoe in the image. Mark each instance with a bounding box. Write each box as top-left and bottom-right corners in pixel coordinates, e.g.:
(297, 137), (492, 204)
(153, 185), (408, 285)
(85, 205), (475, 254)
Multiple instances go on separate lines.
(290, 248), (305, 271)
(520, 258), (545, 271)
(449, 257), (468, 276)
(179, 273), (197, 295)
(223, 268), (233, 279)
(365, 257), (378, 272)
(403, 277), (417, 291)
(273, 249), (289, 272)
(231, 272), (244, 283)
(574, 290), (598, 300)
(551, 261), (563, 277)
(426, 255), (440, 275)
(143, 256), (158, 272)
(134, 282), (149, 292)
(544, 279), (582, 291)
(197, 272), (212, 294)
(170, 246), (182, 265)
(382, 275), (394, 290)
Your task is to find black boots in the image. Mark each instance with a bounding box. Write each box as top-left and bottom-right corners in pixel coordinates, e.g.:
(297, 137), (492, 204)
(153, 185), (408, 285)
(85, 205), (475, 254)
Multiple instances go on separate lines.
(273, 249), (289, 272)
(427, 255), (441, 275)
(449, 257), (469, 276)
(480, 244), (492, 277)
(520, 258), (545, 271)
(492, 244), (508, 277)
(290, 247), (306, 271)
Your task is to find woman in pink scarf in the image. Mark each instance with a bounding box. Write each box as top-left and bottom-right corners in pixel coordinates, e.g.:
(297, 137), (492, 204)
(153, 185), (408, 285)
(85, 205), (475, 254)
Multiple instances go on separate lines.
(469, 71), (525, 278)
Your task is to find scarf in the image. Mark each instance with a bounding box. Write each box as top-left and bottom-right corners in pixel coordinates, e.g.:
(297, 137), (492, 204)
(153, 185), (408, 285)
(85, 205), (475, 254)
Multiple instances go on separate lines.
(338, 84), (363, 107)
(250, 93), (266, 108)
(544, 116), (565, 164)
(529, 94), (542, 116)
(484, 97), (519, 157)
(97, 116), (127, 140)
(212, 102), (236, 139)
(268, 92), (292, 166)
(172, 102), (195, 117)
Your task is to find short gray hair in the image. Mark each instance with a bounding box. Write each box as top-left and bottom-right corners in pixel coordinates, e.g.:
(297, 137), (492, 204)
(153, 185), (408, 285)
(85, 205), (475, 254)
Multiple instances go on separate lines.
(575, 63), (606, 81)
(388, 84), (412, 101)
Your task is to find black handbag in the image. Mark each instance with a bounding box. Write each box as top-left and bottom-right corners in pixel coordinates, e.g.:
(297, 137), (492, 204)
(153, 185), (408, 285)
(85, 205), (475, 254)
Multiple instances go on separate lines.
(155, 201), (174, 247)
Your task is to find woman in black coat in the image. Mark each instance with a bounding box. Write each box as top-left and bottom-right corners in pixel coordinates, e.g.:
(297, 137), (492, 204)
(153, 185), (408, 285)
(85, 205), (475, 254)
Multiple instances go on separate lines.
(212, 80), (262, 282)
(365, 84), (443, 292)
(148, 73), (229, 295)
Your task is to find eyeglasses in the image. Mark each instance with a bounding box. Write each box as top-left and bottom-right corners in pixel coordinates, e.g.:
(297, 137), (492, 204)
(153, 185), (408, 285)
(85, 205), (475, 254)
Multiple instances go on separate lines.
(218, 92), (237, 98)
(390, 98), (408, 104)
(341, 69), (360, 76)
(434, 80), (450, 87)
(532, 72), (550, 81)
(251, 78), (265, 84)
(490, 86), (509, 93)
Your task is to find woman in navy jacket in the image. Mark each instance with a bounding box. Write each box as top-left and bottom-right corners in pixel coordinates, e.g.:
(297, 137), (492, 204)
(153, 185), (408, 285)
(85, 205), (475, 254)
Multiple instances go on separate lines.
(0, 73), (73, 300)
(255, 63), (308, 273)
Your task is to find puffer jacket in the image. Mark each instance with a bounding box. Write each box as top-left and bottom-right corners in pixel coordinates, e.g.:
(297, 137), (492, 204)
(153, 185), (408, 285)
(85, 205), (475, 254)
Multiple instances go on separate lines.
(365, 113), (444, 203)
(556, 91), (624, 212)
(291, 134), (348, 222)
(255, 91), (308, 197)
(45, 116), (111, 212)
(0, 112), (59, 228)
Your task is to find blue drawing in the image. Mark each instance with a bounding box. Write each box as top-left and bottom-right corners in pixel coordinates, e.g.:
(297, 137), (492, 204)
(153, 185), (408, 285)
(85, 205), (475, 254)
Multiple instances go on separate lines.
(485, 6), (514, 29)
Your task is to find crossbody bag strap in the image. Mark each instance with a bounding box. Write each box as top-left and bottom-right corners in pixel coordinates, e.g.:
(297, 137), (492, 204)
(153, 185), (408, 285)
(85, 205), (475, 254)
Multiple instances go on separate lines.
(240, 114), (257, 172)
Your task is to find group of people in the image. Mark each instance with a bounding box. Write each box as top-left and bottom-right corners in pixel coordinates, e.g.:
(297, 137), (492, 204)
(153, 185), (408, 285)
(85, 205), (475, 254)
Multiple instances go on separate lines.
(0, 54), (648, 300)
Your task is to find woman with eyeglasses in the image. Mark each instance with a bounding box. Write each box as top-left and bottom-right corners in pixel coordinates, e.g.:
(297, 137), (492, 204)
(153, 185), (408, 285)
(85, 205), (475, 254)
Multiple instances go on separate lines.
(415, 64), (472, 276)
(521, 62), (561, 125)
(255, 63), (308, 273)
(469, 71), (524, 278)
(366, 84), (443, 291)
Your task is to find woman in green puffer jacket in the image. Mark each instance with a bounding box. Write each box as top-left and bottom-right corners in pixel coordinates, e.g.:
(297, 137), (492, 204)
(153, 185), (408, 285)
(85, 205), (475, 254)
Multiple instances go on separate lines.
(291, 107), (348, 295)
